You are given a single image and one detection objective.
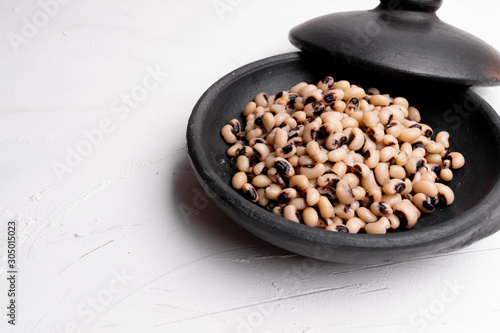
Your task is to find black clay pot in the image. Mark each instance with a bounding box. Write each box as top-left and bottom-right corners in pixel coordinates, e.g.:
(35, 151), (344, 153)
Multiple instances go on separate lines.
(187, 52), (500, 265)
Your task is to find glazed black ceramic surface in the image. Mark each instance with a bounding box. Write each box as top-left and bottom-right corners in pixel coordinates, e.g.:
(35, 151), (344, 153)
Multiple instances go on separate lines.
(187, 52), (500, 264)
(289, 0), (500, 86)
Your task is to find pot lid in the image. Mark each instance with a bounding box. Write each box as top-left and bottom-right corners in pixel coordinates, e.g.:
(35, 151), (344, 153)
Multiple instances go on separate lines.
(289, 0), (500, 86)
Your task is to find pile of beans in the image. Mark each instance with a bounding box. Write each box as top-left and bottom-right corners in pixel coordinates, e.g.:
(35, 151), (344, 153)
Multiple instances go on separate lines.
(221, 77), (465, 234)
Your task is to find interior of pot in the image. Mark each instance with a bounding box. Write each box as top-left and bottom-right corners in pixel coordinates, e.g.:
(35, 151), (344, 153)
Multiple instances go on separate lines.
(197, 52), (500, 234)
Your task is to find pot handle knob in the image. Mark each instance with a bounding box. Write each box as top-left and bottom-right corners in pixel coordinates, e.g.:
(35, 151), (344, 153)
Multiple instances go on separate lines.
(379, 0), (442, 12)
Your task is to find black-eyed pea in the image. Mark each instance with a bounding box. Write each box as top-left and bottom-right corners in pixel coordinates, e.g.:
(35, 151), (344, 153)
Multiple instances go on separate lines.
(328, 148), (348, 163)
(392, 97), (409, 109)
(289, 175), (309, 192)
(246, 128), (263, 141)
(400, 142), (412, 157)
(243, 101), (257, 116)
(362, 111), (379, 128)
(382, 134), (399, 149)
(413, 180), (438, 197)
(332, 80), (350, 91)
(272, 205), (284, 217)
(436, 131), (450, 149)
(298, 84), (317, 97)
(346, 217), (366, 234)
(265, 184), (282, 200)
(252, 174), (272, 188)
(332, 161), (348, 177)
(326, 224), (350, 233)
(436, 183), (455, 206)
(398, 127), (421, 142)
(350, 111), (364, 125)
(412, 193), (435, 213)
(232, 172), (247, 190)
(303, 101), (325, 117)
(290, 82), (308, 94)
(299, 155), (315, 166)
(359, 99), (370, 111)
(305, 187), (321, 206)
(365, 217), (391, 234)
(343, 151), (357, 167)
(318, 196), (334, 219)
(352, 186), (366, 201)
(283, 205), (300, 223)
(394, 152), (408, 167)
(382, 194), (402, 207)
(300, 163), (326, 180)
(273, 158), (295, 179)
(446, 152), (465, 169)
(370, 201), (393, 217)
(296, 145), (307, 157)
(255, 93), (269, 107)
(387, 214), (400, 230)
(366, 126), (385, 142)
(253, 143), (270, 161)
(344, 97), (360, 114)
(303, 122), (320, 144)
(302, 207), (319, 227)
(227, 143), (243, 157)
(356, 207), (378, 223)
(420, 124), (433, 138)
(264, 152), (276, 169)
(274, 113), (290, 128)
(361, 171), (380, 192)
(370, 94), (390, 106)
(401, 178), (413, 196)
(426, 153), (442, 164)
(393, 201), (420, 228)
(318, 76), (334, 91)
(275, 144), (297, 159)
(361, 136), (375, 154)
(366, 188), (383, 204)
(440, 168), (453, 182)
(363, 149), (379, 169)
(412, 147), (426, 159)
(277, 188), (297, 205)
(274, 128), (288, 148)
(343, 87), (366, 102)
(248, 138), (266, 147)
(287, 155), (299, 168)
(257, 188), (269, 207)
(420, 171), (438, 183)
(317, 173), (341, 187)
(379, 146), (398, 162)
(335, 204), (355, 220)
(242, 183), (259, 203)
(405, 157), (427, 174)
(341, 117), (359, 129)
(336, 179), (356, 205)
(350, 162), (371, 179)
(374, 163), (390, 186)
(386, 120), (403, 138)
(343, 173), (360, 188)
(221, 124), (237, 144)
(408, 106), (421, 122)
(260, 112), (275, 133)
(236, 155), (250, 172)
(390, 165), (406, 179)
(292, 111), (307, 123)
(348, 127), (365, 151)
(382, 179), (406, 195)
(332, 100), (347, 112)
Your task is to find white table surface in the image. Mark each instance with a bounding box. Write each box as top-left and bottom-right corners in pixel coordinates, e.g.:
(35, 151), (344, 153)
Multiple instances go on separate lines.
(1, 0), (500, 332)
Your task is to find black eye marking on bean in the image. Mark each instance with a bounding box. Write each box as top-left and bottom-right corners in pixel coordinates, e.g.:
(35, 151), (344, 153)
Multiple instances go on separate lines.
(336, 225), (349, 233)
(410, 124), (422, 130)
(249, 154), (259, 166)
(395, 183), (406, 193)
(275, 92), (283, 99)
(254, 116), (263, 126)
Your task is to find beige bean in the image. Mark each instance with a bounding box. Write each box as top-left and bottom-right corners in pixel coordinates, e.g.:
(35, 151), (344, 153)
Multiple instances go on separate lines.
(436, 131), (450, 149)
(364, 149), (380, 169)
(288, 175), (310, 192)
(332, 80), (350, 90)
(361, 171), (380, 192)
(277, 188), (297, 205)
(252, 175), (272, 188)
(343, 87), (365, 102)
(436, 183), (455, 205)
(242, 183), (259, 203)
(336, 179), (356, 205)
(389, 165), (406, 179)
(335, 204), (355, 220)
(365, 217), (391, 234)
(328, 148), (348, 163)
(274, 128), (288, 148)
(221, 124), (237, 144)
(318, 196), (334, 219)
(265, 184), (282, 200)
(426, 153), (442, 164)
(232, 172), (247, 190)
(300, 163), (326, 179)
(370, 94), (390, 106)
(305, 187), (321, 206)
(346, 217), (366, 234)
(352, 186), (366, 200)
(380, 146), (398, 162)
(398, 128), (422, 142)
(375, 163), (390, 186)
(382, 194), (402, 207)
(302, 207), (319, 227)
(236, 155), (250, 172)
(363, 111), (379, 128)
(370, 201), (393, 217)
(392, 97), (409, 109)
(356, 207), (378, 223)
(275, 145), (297, 159)
(408, 106), (421, 122)
(290, 198), (307, 210)
(447, 152), (465, 169)
(317, 173), (341, 187)
(341, 117), (359, 129)
(348, 127), (365, 151)
(387, 214), (400, 229)
(283, 205), (300, 223)
(256, 188), (269, 207)
(366, 188), (383, 203)
(393, 200), (420, 228)
(413, 180), (438, 197)
(440, 168), (453, 182)
(412, 193), (435, 213)
(331, 161), (348, 177)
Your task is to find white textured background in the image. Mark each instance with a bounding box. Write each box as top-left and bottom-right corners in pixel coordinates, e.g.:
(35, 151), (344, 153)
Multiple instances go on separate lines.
(1, 0), (500, 332)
